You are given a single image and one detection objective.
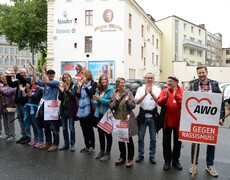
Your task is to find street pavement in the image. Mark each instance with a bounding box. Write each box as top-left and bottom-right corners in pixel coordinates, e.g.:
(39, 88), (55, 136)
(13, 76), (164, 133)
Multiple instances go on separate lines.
(0, 109), (230, 180)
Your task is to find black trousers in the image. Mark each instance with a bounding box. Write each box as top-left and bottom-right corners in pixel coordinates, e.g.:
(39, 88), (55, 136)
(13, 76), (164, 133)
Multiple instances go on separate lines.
(163, 126), (182, 163)
(97, 114), (113, 153)
(118, 137), (134, 160)
(79, 115), (95, 149)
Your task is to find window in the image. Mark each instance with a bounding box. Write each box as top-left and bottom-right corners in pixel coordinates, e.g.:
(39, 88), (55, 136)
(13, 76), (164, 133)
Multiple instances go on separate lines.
(4, 47), (9, 54)
(226, 50), (230, 55)
(0, 57), (3, 65)
(198, 40), (202, 44)
(226, 58), (230, 64)
(152, 35), (154, 45)
(184, 35), (186, 40)
(0, 47), (3, 54)
(74, 43), (77, 49)
(152, 52), (154, 65)
(141, 46), (143, 59)
(85, 10), (93, 25)
(128, 39), (132, 55)
(156, 39), (158, 49)
(156, 55), (158, 66)
(15, 48), (19, 55)
(190, 37), (195, 41)
(85, 36), (92, 53)
(5, 58), (9, 65)
(191, 26), (194, 33)
(10, 58), (14, 65)
(10, 48), (14, 55)
(197, 50), (202, 57)
(128, 14), (132, 28)
(190, 49), (194, 55)
(21, 59), (25, 66)
(184, 23), (186, 30)
(141, 25), (144, 37)
(16, 59), (20, 65)
(199, 29), (201, 36)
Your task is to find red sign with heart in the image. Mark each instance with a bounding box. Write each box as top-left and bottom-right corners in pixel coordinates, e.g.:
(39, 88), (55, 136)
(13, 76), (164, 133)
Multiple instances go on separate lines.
(185, 97), (212, 121)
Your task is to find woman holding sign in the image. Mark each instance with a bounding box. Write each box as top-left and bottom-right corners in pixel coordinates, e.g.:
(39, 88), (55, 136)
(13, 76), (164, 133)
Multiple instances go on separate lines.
(109, 77), (138, 168)
(157, 76), (184, 171)
(92, 74), (114, 161)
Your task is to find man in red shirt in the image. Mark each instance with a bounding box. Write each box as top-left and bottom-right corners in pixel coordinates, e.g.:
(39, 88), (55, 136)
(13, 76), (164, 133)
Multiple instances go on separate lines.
(157, 76), (184, 171)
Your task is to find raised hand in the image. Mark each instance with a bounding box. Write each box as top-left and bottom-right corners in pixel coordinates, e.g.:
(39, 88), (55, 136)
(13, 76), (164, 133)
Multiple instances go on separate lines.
(125, 93), (130, 101)
(13, 65), (19, 74)
(59, 83), (65, 92)
(29, 61), (35, 69)
(19, 84), (25, 92)
(42, 62), (47, 72)
(115, 93), (120, 101)
(4, 67), (11, 75)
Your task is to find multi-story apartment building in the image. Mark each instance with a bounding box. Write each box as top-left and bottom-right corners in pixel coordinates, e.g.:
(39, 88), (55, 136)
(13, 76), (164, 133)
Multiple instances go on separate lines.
(155, 15), (208, 81)
(206, 32), (222, 66)
(222, 48), (230, 67)
(0, 36), (39, 76)
(46, 0), (162, 81)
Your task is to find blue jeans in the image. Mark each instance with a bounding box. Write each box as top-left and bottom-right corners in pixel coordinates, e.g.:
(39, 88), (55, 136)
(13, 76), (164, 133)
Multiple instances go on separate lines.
(61, 115), (75, 147)
(191, 143), (215, 166)
(17, 105), (31, 138)
(138, 116), (156, 157)
(25, 106), (44, 143)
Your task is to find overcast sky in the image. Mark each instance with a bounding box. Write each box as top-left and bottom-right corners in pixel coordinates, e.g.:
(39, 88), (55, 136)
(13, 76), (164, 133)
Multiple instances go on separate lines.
(135, 0), (230, 48)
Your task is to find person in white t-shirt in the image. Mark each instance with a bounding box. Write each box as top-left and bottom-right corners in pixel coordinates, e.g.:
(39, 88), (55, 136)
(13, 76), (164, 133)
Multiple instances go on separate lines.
(134, 72), (161, 164)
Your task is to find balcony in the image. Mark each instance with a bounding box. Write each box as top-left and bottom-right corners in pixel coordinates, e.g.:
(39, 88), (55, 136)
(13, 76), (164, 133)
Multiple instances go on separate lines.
(183, 39), (208, 50)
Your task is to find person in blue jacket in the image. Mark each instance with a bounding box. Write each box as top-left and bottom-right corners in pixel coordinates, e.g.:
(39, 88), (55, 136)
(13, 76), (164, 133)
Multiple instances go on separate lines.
(93, 74), (114, 161)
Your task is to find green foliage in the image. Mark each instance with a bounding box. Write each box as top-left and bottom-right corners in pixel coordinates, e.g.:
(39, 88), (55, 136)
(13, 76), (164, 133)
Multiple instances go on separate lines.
(0, 0), (47, 53)
(37, 50), (46, 73)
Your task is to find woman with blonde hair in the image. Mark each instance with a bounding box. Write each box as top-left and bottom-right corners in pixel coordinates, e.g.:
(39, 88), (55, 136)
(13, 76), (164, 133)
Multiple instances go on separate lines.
(109, 77), (138, 168)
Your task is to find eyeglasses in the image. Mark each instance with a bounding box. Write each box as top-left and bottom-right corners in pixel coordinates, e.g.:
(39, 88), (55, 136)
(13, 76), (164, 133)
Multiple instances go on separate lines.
(146, 77), (153, 79)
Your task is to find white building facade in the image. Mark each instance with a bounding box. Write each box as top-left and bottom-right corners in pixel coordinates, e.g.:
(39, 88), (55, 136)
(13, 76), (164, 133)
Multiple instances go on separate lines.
(47, 0), (162, 81)
(155, 16), (207, 81)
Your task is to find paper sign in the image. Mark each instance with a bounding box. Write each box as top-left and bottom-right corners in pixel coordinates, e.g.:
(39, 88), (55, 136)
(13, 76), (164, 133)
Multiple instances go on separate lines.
(179, 91), (222, 145)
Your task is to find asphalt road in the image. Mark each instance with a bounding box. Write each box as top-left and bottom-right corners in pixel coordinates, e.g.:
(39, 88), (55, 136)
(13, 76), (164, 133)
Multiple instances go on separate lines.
(0, 109), (230, 180)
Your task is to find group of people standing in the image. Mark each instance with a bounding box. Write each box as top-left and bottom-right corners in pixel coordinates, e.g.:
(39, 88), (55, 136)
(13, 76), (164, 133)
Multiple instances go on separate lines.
(0, 64), (228, 177)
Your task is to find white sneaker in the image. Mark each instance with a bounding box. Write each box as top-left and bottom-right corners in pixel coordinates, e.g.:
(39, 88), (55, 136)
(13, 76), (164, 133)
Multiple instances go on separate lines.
(6, 136), (16, 143)
(206, 165), (218, 177)
(189, 165), (196, 175)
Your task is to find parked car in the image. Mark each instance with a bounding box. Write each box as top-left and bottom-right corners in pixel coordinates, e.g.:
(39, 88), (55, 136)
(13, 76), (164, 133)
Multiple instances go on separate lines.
(223, 85), (230, 102)
(126, 79), (145, 86)
(219, 82), (230, 92)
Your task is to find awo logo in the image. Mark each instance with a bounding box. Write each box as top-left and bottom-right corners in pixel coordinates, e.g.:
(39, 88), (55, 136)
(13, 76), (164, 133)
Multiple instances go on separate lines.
(186, 97), (218, 120)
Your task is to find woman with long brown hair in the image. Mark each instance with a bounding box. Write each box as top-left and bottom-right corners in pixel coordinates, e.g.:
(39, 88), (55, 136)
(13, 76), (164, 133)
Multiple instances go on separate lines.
(93, 74), (114, 161)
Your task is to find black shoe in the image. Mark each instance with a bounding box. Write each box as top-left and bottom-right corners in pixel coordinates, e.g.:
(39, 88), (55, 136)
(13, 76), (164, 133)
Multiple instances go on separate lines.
(149, 157), (156, 164)
(16, 137), (25, 144)
(20, 137), (31, 144)
(172, 161), (182, 170)
(135, 155), (144, 163)
(163, 162), (170, 171)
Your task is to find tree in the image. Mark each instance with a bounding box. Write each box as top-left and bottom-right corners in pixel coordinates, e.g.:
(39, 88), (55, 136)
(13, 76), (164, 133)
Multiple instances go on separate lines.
(0, 0), (47, 64)
(37, 50), (46, 73)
